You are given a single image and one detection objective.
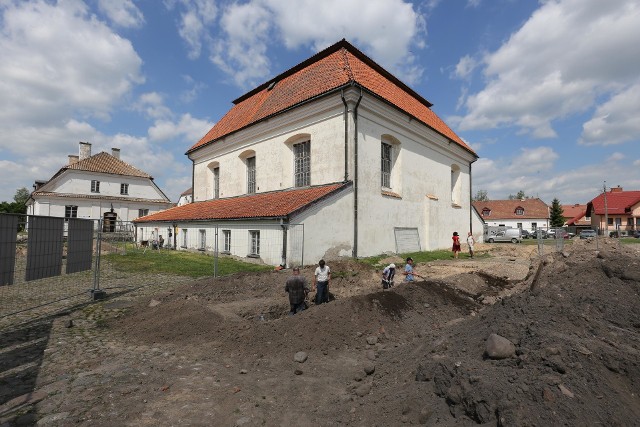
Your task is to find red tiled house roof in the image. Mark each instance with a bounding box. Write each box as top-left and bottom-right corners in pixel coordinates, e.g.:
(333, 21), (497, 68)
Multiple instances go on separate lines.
(561, 204), (590, 226)
(586, 190), (640, 216)
(187, 39), (475, 156)
(134, 183), (348, 223)
(472, 199), (549, 220)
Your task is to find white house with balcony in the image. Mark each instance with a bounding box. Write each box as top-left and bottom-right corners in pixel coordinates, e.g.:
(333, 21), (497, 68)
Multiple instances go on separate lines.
(27, 142), (173, 228)
(134, 40), (478, 266)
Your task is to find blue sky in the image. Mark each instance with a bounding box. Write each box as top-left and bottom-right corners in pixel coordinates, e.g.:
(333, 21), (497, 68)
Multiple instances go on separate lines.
(1, 0), (639, 205)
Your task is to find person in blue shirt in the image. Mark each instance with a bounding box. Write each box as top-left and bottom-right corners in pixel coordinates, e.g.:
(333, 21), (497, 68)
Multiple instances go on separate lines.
(403, 257), (415, 282)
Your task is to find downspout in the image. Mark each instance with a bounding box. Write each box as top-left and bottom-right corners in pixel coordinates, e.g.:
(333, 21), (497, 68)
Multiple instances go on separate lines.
(469, 159), (475, 234)
(280, 218), (288, 267)
(191, 159), (195, 202)
(341, 90), (349, 182)
(353, 86), (363, 258)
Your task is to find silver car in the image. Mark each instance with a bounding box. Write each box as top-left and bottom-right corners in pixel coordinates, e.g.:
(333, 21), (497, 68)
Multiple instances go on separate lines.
(486, 228), (522, 243)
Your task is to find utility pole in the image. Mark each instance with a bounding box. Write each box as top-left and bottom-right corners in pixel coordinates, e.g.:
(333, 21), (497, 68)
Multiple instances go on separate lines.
(603, 181), (608, 236)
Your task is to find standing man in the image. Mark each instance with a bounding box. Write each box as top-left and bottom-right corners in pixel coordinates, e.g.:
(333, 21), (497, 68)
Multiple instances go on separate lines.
(313, 259), (331, 304)
(467, 231), (475, 258)
(403, 257), (415, 282)
(285, 267), (310, 315)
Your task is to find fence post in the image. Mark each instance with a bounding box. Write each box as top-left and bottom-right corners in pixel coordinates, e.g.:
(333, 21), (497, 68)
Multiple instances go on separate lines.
(91, 219), (106, 300)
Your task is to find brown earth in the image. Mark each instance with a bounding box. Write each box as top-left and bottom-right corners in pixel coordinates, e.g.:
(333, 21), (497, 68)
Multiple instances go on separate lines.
(2, 239), (640, 426)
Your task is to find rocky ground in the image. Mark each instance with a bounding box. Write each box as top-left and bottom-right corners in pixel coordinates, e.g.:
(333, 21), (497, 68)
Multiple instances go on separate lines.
(1, 239), (639, 426)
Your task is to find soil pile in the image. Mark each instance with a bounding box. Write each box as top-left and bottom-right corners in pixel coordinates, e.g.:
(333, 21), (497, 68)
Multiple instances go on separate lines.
(8, 242), (639, 426)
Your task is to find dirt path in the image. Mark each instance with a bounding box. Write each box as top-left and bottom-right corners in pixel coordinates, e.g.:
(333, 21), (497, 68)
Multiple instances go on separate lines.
(2, 240), (639, 426)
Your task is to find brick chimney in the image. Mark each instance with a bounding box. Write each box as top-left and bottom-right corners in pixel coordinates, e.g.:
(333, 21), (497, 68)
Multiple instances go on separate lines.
(79, 141), (91, 160)
(111, 148), (120, 159)
(611, 185), (623, 193)
(68, 154), (79, 165)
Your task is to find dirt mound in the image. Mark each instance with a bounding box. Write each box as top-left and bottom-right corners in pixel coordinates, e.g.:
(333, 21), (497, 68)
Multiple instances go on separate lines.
(19, 243), (640, 426)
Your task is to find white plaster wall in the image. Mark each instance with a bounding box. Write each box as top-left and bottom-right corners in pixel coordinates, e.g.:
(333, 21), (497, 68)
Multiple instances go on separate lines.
(354, 100), (475, 256)
(191, 99), (346, 201)
(482, 218), (549, 231)
(52, 171), (165, 200)
(290, 186), (354, 264)
(32, 197), (170, 222)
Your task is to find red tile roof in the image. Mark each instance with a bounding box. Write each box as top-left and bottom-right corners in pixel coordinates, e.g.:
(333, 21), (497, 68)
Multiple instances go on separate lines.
(188, 40), (474, 156)
(65, 152), (151, 178)
(561, 204), (590, 226)
(134, 183), (349, 223)
(472, 199), (549, 220)
(587, 190), (640, 215)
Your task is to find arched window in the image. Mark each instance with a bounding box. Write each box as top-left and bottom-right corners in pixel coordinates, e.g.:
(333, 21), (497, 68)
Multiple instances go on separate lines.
(207, 161), (220, 199)
(285, 134), (311, 187)
(451, 164), (461, 205)
(239, 150), (256, 194)
(381, 134), (401, 192)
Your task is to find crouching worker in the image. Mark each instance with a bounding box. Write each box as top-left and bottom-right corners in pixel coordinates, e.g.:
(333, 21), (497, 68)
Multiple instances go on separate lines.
(381, 263), (396, 289)
(285, 267), (310, 315)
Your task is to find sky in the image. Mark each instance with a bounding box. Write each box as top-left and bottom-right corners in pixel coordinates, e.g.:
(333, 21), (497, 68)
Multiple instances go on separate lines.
(1, 0), (639, 206)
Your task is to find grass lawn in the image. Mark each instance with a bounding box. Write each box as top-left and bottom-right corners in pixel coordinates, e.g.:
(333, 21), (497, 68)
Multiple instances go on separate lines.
(358, 248), (485, 269)
(104, 248), (272, 278)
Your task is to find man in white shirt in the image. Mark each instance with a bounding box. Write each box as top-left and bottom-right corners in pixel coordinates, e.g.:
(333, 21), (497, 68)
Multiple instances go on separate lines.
(313, 259), (331, 304)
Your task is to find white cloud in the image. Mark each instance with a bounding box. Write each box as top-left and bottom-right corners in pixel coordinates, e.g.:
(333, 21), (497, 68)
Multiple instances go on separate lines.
(0, 0), (143, 133)
(579, 83), (640, 146)
(148, 113), (213, 143)
(172, 0), (425, 88)
(453, 55), (477, 80)
(167, 0), (217, 59)
(97, 0), (145, 28)
(456, 0), (640, 140)
(134, 92), (173, 119)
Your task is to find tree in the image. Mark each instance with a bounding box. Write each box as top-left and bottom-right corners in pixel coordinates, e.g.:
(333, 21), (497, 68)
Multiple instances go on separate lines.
(13, 187), (30, 206)
(549, 198), (564, 228)
(472, 190), (489, 201)
(508, 190), (528, 200)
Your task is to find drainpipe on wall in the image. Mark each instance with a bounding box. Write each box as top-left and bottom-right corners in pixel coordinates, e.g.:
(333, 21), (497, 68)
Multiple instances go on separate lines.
(280, 218), (288, 267)
(191, 159), (195, 202)
(469, 158), (477, 234)
(353, 86), (363, 258)
(341, 90), (349, 182)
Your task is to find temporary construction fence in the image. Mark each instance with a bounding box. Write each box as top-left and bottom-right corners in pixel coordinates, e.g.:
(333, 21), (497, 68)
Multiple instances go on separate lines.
(0, 214), (304, 325)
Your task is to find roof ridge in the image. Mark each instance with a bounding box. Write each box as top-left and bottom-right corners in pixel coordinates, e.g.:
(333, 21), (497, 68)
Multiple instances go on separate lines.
(341, 47), (355, 81)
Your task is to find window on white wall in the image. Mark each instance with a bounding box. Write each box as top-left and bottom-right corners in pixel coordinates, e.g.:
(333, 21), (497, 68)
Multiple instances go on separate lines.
(223, 230), (231, 253)
(182, 229), (188, 248)
(249, 230), (260, 256)
(451, 165), (461, 205)
(247, 157), (256, 194)
(381, 142), (392, 188)
(120, 183), (129, 195)
(213, 167), (220, 199)
(91, 180), (100, 193)
(199, 229), (206, 250)
(65, 205), (78, 218)
(294, 141), (311, 187)
(138, 209), (149, 218)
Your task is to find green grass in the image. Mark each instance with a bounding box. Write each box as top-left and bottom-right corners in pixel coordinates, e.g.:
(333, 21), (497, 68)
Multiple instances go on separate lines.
(358, 248), (477, 268)
(104, 249), (271, 278)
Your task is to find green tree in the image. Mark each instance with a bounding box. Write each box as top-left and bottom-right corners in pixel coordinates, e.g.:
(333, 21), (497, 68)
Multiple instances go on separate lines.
(508, 190), (528, 200)
(13, 187), (30, 206)
(472, 190), (489, 201)
(549, 198), (564, 228)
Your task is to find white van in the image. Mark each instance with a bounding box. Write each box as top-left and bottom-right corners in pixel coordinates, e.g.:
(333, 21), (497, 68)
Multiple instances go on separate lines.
(486, 228), (521, 243)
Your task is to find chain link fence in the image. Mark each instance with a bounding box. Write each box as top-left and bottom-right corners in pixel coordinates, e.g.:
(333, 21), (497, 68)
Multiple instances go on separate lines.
(1, 215), (304, 327)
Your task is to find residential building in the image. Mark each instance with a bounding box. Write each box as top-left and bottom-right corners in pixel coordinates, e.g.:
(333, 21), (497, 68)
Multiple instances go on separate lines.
(27, 142), (173, 227)
(585, 186), (640, 234)
(473, 199), (550, 232)
(177, 188), (193, 206)
(562, 203), (591, 232)
(135, 40), (478, 265)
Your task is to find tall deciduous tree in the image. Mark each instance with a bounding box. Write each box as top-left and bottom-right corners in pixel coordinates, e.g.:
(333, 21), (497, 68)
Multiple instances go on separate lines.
(550, 198), (564, 228)
(473, 190), (489, 201)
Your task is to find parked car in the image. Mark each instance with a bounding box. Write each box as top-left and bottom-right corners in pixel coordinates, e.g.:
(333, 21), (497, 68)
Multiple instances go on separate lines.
(579, 229), (597, 239)
(609, 230), (629, 238)
(633, 230), (640, 238)
(486, 228), (522, 243)
(520, 229), (531, 239)
(530, 229), (547, 239)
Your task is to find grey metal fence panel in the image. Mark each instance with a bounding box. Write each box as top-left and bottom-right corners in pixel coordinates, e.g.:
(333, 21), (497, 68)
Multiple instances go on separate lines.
(66, 218), (94, 274)
(0, 214), (18, 286)
(25, 216), (64, 281)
